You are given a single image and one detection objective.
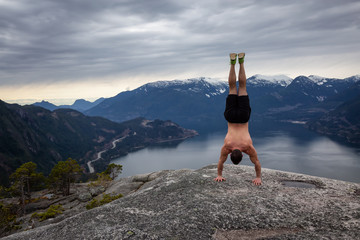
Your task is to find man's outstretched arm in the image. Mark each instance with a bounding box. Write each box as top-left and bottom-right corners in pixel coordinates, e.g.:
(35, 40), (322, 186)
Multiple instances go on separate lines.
(246, 145), (262, 185)
(214, 146), (229, 182)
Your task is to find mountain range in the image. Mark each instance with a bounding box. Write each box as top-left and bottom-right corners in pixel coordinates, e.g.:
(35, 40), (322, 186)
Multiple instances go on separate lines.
(85, 77), (228, 132)
(33, 74), (360, 143)
(33, 98), (105, 112)
(0, 100), (197, 186)
(306, 81), (360, 144)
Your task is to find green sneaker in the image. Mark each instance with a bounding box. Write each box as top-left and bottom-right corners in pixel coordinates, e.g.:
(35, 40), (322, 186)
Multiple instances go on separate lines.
(229, 53), (237, 65)
(238, 53), (245, 64)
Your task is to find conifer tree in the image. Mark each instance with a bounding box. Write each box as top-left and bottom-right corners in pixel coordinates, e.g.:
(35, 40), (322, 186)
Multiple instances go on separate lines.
(9, 162), (42, 215)
(103, 163), (122, 180)
(0, 202), (18, 237)
(49, 158), (82, 196)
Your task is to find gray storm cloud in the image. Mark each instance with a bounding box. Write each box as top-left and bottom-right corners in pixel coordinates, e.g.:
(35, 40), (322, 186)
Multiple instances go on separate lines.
(0, 0), (359, 87)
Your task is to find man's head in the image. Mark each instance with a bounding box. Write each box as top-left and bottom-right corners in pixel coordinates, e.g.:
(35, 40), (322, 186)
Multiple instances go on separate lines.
(230, 149), (243, 165)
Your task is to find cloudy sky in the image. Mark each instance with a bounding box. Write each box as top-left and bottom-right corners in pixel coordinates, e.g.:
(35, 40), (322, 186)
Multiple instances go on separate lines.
(1, 0), (360, 104)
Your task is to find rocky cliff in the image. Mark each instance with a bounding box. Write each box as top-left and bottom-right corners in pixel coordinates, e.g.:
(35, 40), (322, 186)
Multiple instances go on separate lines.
(3, 164), (360, 240)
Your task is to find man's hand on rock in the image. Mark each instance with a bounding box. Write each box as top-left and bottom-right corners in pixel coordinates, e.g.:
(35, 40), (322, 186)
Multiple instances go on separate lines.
(214, 176), (226, 182)
(252, 177), (262, 186)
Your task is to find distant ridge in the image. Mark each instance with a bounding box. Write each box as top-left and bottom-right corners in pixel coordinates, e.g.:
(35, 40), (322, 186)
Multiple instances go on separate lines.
(33, 98), (105, 112)
(33, 100), (57, 111)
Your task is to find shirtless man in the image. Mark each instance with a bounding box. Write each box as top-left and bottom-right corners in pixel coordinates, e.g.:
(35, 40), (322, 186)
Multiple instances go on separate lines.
(214, 53), (262, 185)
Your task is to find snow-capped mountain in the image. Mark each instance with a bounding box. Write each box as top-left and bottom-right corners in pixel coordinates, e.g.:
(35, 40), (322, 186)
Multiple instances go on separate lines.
(248, 74), (293, 87)
(145, 77), (227, 88)
(345, 75), (360, 82)
(288, 75), (359, 103)
(309, 75), (360, 85)
(140, 77), (228, 98)
(308, 75), (333, 85)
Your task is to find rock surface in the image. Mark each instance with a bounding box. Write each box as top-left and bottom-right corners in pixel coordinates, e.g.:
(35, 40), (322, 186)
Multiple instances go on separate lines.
(77, 192), (92, 202)
(3, 164), (360, 240)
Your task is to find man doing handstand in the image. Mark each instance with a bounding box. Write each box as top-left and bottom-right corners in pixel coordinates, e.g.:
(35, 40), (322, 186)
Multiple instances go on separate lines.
(214, 53), (262, 186)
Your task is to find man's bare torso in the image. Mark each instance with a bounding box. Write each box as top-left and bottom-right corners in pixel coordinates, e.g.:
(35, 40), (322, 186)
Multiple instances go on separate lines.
(223, 122), (253, 154)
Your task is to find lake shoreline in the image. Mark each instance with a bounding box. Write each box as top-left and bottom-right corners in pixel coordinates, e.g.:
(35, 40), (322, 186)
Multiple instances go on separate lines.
(111, 123), (360, 183)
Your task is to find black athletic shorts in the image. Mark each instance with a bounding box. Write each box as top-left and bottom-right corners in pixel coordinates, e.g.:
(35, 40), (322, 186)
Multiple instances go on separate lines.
(224, 94), (251, 123)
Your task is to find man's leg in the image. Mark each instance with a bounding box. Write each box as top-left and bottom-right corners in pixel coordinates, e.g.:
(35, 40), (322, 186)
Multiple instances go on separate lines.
(238, 53), (247, 96)
(229, 53), (237, 95)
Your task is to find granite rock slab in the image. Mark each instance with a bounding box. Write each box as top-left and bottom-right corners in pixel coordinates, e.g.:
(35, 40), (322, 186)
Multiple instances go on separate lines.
(3, 164), (360, 240)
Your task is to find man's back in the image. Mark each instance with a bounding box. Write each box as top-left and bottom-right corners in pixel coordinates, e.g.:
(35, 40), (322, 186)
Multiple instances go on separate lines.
(224, 122), (253, 151)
